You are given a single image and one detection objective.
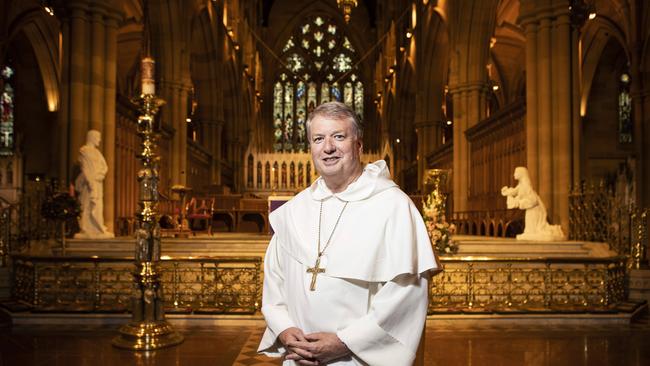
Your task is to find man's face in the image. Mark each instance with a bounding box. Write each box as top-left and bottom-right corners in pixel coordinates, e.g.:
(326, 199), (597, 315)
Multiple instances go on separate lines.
(309, 115), (363, 182)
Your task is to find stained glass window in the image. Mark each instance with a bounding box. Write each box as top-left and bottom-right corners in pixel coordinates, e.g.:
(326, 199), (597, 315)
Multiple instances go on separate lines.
(272, 15), (364, 152)
(0, 66), (15, 156)
(618, 73), (632, 144)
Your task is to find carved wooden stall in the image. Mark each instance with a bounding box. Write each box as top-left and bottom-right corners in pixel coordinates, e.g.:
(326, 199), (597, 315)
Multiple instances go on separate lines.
(466, 100), (526, 212)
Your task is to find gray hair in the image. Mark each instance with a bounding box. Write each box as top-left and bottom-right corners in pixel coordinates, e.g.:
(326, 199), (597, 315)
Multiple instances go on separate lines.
(306, 101), (363, 141)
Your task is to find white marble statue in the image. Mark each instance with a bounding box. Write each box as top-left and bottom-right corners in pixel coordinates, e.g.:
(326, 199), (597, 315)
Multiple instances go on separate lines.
(501, 166), (565, 241)
(74, 130), (114, 239)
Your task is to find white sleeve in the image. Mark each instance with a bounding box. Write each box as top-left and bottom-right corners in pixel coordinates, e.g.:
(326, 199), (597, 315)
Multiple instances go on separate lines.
(336, 272), (429, 366)
(257, 235), (297, 355)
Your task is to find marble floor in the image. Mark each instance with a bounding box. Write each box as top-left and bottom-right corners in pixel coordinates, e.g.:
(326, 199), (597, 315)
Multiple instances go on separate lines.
(1, 315), (650, 366)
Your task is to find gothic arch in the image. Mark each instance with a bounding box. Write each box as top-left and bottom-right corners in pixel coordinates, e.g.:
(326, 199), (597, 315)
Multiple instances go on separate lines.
(189, 8), (221, 144)
(580, 16), (630, 117)
(446, 0), (499, 86)
(418, 7), (448, 124)
(581, 36), (631, 181)
(3, 8), (59, 113)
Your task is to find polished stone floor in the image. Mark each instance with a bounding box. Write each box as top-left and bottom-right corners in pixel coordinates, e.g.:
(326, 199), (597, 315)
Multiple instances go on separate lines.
(1, 316), (650, 366)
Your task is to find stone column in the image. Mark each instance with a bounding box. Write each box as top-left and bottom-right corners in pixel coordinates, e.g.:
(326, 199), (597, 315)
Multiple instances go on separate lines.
(451, 83), (488, 212)
(415, 119), (440, 191)
(67, 1), (90, 178)
(552, 10), (572, 231)
(451, 89), (465, 211)
(57, 16), (71, 182)
(520, 0), (579, 233)
(88, 6), (105, 131)
(103, 9), (120, 233)
(160, 81), (190, 187)
(522, 19), (539, 188)
(212, 120), (224, 186)
(536, 16), (553, 214)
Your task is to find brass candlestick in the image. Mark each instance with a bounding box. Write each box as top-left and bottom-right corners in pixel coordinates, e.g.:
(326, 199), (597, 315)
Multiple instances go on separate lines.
(112, 93), (183, 350)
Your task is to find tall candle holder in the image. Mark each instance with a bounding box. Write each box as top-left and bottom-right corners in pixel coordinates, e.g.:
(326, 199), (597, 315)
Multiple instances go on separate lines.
(112, 92), (183, 350)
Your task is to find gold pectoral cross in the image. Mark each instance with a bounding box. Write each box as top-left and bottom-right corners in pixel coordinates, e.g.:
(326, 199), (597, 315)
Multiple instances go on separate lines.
(306, 257), (326, 291)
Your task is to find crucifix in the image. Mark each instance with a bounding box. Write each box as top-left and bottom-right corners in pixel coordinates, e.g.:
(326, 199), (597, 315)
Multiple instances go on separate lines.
(306, 256), (325, 291)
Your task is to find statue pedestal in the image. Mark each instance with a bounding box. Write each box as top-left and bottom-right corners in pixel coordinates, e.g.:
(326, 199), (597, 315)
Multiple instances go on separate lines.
(629, 269), (650, 303)
(452, 235), (616, 258)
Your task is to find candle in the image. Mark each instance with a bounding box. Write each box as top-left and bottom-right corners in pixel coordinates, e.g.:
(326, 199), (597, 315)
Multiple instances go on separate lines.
(141, 57), (155, 95)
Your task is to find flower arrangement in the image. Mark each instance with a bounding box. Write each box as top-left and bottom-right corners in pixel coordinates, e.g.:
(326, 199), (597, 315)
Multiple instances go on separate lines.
(422, 172), (458, 255)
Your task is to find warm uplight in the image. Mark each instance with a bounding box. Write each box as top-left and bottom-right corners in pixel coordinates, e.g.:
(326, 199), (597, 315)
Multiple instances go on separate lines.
(186, 118), (192, 123)
(233, 43), (240, 51)
(492, 85), (500, 91)
(588, 12), (596, 20)
(446, 120), (452, 125)
(406, 29), (413, 39)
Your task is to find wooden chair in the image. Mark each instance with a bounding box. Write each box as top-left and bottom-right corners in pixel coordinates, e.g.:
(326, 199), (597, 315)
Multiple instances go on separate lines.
(211, 194), (241, 232)
(236, 197), (269, 233)
(186, 197), (214, 235)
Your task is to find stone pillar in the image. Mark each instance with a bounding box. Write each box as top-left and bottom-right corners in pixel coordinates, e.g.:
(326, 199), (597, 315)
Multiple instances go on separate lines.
(451, 89), (465, 211)
(630, 52), (648, 207)
(57, 16), (71, 182)
(89, 7), (105, 131)
(415, 119), (440, 191)
(536, 16), (553, 213)
(522, 20), (539, 188)
(160, 81), (190, 187)
(67, 1), (90, 178)
(213, 120), (224, 186)
(552, 11), (572, 232)
(520, 0), (578, 232)
(103, 10), (120, 233)
(451, 83), (488, 212)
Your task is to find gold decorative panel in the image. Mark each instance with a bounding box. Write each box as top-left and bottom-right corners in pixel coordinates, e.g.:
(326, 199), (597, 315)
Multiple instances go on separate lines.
(12, 256), (261, 314)
(429, 257), (627, 313)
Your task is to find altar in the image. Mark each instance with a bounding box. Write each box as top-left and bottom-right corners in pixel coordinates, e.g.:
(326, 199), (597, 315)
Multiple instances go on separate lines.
(3, 232), (641, 325)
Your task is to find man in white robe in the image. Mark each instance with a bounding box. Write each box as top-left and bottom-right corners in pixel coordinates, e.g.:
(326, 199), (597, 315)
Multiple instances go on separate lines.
(258, 101), (440, 365)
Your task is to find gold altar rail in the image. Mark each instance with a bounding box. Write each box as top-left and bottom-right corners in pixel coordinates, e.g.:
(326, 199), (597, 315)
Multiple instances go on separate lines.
(569, 182), (649, 267)
(12, 255), (261, 314)
(430, 256), (627, 313)
(9, 254), (629, 315)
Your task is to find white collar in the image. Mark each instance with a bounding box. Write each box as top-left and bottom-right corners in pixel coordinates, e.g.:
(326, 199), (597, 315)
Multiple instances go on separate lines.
(309, 160), (397, 202)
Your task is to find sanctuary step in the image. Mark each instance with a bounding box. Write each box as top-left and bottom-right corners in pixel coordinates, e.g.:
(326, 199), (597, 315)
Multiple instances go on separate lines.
(453, 235), (615, 258)
(62, 232), (272, 258)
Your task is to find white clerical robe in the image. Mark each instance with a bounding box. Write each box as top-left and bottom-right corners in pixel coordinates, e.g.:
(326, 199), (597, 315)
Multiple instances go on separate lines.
(258, 160), (440, 366)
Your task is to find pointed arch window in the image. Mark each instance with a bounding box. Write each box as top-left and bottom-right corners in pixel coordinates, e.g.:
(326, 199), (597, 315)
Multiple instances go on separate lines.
(618, 72), (632, 144)
(273, 15), (364, 152)
(0, 66), (15, 156)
